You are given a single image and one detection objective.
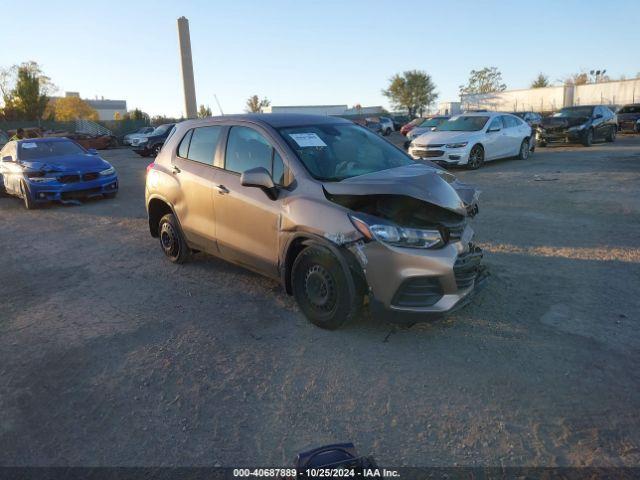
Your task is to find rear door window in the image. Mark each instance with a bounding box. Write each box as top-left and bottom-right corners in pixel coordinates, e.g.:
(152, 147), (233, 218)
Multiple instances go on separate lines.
(488, 117), (503, 130)
(184, 126), (223, 165)
(177, 130), (193, 158)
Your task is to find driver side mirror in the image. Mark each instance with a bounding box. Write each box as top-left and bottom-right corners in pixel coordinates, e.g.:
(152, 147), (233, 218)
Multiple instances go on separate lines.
(2, 155), (13, 162)
(87, 148), (98, 155)
(487, 126), (501, 133)
(240, 166), (278, 200)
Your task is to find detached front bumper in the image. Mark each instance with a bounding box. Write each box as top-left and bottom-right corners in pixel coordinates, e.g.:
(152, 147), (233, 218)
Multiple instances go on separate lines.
(538, 129), (585, 144)
(27, 174), (118, 203)
(358, 228), (485, 316)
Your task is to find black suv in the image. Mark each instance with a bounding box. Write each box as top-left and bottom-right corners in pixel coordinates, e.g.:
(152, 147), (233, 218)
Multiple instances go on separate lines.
(538, 106), (617, 147)
(132, 123), (176, 157)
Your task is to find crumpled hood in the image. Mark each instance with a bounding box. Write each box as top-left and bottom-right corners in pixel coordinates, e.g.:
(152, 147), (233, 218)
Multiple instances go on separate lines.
(323, 163), (479, 217)
(413, 130), (475, 146)
(22, 154), (111, 173)
(541, 116), (589, 129)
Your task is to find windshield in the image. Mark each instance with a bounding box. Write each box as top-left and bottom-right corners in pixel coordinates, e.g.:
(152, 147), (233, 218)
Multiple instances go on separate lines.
(554, 107), (593, 118)
(419, 117), (447, 128)
(18, 140), (85, 160)
(436, 116), (489, 132)
(618, 105), (640, 114)
(152, 124), (172, 135)
(279, 123), (414, 181)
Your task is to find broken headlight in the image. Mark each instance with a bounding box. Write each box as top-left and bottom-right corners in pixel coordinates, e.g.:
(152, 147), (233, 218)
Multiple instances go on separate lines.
(27, 175), (56, 183)
(349, 214), (443, 249)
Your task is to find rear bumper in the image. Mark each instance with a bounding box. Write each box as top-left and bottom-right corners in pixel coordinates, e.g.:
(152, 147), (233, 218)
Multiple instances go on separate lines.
(26, 175), (118, 203)
(360, 230), (484, 316)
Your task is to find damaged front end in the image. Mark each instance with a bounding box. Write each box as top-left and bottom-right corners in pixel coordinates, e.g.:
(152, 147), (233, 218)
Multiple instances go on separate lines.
(322, 163), (486, 317)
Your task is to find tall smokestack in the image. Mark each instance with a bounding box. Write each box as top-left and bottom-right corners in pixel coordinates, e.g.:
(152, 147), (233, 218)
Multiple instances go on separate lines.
(177, 16), (197, 119)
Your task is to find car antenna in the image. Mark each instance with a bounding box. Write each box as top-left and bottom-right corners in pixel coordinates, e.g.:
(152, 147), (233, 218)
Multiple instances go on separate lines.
(214, 95), (224, 116)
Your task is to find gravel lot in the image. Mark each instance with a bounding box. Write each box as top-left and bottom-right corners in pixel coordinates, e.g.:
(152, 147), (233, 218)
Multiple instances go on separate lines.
(1, 134), (639, 467)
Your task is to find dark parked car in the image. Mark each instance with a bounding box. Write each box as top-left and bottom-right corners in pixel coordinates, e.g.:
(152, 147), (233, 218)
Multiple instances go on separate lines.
(512, 111), (542, 129)
(616, 104), (640, 133)
(538, 105), (617, 147)
(132, 123), (176, 157)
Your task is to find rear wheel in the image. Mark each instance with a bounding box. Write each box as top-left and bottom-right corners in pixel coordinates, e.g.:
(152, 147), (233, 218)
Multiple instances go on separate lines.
(20, 180), (37, 210)
(467, 144), (484, 169)
(291, 246), (362, 330)
(606, 126), (616, 142)
(158, 213), (191, 264)
(582, 129), (593, 147)
(517, 138), (530, 160)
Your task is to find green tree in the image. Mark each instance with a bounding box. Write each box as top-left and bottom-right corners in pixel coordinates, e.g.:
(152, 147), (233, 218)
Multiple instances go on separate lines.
(530, 73), (550, 88)
(459, 67), (507, 96)
(0, 61), (55, 121)
(382, 70), (438, 117)
(245, 95), (270, 113)
(198, 104), (212, 118)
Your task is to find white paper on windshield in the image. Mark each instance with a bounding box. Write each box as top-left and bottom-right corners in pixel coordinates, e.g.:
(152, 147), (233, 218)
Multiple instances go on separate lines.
(289, 133), (327, 148)
(21, 142), (38, 149)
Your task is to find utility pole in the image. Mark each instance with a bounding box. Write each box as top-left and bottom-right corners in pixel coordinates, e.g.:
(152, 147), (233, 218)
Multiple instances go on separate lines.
(177, 17), (197, 119)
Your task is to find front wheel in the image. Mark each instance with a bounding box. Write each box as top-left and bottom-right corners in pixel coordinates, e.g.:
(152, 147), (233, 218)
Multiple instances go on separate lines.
(152, 144), (162, 157)
(517, 138), (530, 160)
(582, 129), (593, 147)
(291, 246), (363, 330)
(158, 213), (191, 264)
(467, 144), (484, 170)
(606, 126), (616, 143)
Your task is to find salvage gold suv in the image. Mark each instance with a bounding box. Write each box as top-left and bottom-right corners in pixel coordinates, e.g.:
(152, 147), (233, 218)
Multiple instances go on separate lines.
(145, 114), (484, 329)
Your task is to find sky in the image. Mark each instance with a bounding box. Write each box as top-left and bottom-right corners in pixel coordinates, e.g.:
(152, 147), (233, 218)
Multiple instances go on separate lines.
(3, 0), (639, 117)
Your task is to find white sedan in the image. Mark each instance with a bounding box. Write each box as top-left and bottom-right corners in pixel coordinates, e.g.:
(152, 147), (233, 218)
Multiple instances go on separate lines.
(408, 112), (532, 169)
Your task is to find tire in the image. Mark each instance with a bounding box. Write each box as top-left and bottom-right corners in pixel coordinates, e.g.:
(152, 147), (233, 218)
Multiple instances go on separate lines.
(517, 138), (530, 160)
(291, 246), (363, 330)
(467, 144), (484, 170)
(109, 137), (119, 149)
(152, 144), (162, 157)
(20, 180), (38, 210)
(158, 213), (191, 264)
(606, 126), (616, 143)
(582, 129), (593, 147)
(538, 140), (547, 147)
(385, 128), (391, 136)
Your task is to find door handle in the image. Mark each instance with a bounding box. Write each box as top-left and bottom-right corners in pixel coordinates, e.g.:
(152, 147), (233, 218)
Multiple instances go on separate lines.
(215, 184), (229, 195)
(172, 165), (181, 174)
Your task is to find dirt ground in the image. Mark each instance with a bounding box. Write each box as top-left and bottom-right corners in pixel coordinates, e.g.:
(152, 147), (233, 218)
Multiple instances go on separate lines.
(1, 134), (639, 467)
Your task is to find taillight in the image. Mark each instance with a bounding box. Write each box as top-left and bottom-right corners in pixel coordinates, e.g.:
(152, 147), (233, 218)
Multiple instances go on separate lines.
(146, 162), (154, 174)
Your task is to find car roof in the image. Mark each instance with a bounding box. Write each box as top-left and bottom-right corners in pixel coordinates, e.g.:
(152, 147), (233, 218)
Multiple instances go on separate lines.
(178, 113), (352, 129)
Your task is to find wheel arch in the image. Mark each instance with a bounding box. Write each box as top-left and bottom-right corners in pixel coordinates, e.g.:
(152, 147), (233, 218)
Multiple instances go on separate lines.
(280, 232), (365, 298)
(147, 195), (176, 237)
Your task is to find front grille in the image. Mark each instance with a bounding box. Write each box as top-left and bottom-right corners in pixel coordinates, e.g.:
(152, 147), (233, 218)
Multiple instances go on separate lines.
(58, 174), (80, 183)
(447, 223), (465, 241)
(414, 149), (444, 158)
(392, 277), (443, 308)
(454, 244), (483, 290)
(61, 188), (102, 200)
(83, 172), (99, 181)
